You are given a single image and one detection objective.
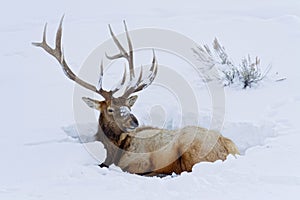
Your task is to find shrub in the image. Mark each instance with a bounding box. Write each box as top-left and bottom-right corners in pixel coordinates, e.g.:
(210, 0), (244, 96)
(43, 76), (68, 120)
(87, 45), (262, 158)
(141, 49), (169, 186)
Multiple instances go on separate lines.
(193, 38), (271, 89)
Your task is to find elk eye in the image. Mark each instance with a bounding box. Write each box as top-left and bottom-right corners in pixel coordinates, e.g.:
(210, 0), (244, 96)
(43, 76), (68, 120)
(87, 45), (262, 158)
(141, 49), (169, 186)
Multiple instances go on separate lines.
(107, 107), (114, 113)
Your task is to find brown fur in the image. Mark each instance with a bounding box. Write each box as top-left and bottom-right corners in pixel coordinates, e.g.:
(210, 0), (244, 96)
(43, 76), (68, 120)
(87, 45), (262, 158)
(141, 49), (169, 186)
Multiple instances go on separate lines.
(81, 78), (240, 176)
(98, 124), (240, 176)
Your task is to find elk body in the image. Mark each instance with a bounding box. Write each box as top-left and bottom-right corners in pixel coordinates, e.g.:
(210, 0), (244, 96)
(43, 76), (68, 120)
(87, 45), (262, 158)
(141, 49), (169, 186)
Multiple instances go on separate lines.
(33, 17), (239, 176)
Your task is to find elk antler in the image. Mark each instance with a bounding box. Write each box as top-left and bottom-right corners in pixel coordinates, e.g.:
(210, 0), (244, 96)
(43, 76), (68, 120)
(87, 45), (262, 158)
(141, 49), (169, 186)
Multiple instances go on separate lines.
(33, 17), (157, 99)
(106, 21), (158, 98)
(32, 16), (114, 100)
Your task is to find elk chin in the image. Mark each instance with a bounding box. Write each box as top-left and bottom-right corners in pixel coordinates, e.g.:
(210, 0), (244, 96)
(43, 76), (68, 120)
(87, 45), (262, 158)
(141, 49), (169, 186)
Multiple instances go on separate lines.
(117, 118), (138, 132)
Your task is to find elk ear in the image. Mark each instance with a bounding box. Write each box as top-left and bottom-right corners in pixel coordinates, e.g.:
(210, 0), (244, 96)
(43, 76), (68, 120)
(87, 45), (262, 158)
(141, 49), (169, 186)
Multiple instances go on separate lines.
(126, 95), (138, 107)
(82, 97), (102, 110)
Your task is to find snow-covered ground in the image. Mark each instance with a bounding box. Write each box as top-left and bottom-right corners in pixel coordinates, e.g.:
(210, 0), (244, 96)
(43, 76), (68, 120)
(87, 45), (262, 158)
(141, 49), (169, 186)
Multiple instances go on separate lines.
(1, 0), (300, 199)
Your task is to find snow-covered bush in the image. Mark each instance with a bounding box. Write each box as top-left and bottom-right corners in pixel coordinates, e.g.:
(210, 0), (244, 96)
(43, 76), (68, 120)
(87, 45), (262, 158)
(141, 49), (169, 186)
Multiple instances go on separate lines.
(193, 38), (271, 88)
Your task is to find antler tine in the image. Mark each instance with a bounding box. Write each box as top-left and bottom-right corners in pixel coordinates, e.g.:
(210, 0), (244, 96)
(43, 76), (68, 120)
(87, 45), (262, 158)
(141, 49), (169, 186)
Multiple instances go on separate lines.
(97, 59), (104, 90)
(105, 21), (135, 80)
(54, 15), (64, 57)
(123, 20), (135, 79)
(105, 25), (126, 60)
(32, 23), (53, 55)
(137, 66), (143, 83)
(111, 64), (127, 94)
(106, 24), (128, 57)
(150, 49), (157, 73)
(135, 51), (158, 91)
(122, 50), (158, 97)
(33, 16), (111, 99)
(148, 50), (158, 82)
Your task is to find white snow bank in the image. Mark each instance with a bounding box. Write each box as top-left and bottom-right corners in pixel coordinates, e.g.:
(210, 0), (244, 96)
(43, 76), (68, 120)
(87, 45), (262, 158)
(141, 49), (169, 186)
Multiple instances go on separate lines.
(62, 119), (276, 158)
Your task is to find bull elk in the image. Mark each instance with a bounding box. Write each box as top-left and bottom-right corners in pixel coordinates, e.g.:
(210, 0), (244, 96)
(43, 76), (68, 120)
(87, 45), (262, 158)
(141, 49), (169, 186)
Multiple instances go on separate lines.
(33, 17), (240, 176)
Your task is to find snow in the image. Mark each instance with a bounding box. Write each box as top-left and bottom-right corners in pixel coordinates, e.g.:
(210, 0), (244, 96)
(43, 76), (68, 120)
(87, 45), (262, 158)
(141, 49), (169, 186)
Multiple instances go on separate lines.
(1, 0), (300, 199)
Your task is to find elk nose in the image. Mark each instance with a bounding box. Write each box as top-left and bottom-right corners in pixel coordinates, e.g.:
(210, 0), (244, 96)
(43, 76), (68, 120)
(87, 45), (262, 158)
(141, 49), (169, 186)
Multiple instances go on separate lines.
(126, 115), (138, 131)
(130, 120), (138, 129)
(130, 114), (139, 126)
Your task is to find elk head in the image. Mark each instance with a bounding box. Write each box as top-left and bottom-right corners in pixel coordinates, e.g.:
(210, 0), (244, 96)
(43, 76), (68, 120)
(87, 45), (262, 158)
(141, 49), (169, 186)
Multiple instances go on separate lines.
(32, 16), (158, 142)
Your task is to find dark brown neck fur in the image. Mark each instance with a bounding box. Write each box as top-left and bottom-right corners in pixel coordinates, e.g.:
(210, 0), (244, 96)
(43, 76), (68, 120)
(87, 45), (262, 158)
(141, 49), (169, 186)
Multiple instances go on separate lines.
(95, 114), (126, 166)
(95, 114), (122, 142)
(95, 111), (138, 167)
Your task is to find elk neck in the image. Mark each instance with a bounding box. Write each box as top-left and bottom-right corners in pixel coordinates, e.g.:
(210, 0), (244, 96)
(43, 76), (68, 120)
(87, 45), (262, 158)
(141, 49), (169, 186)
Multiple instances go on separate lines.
(95, 113), (134, 167)
(95, 113), (123, 144)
